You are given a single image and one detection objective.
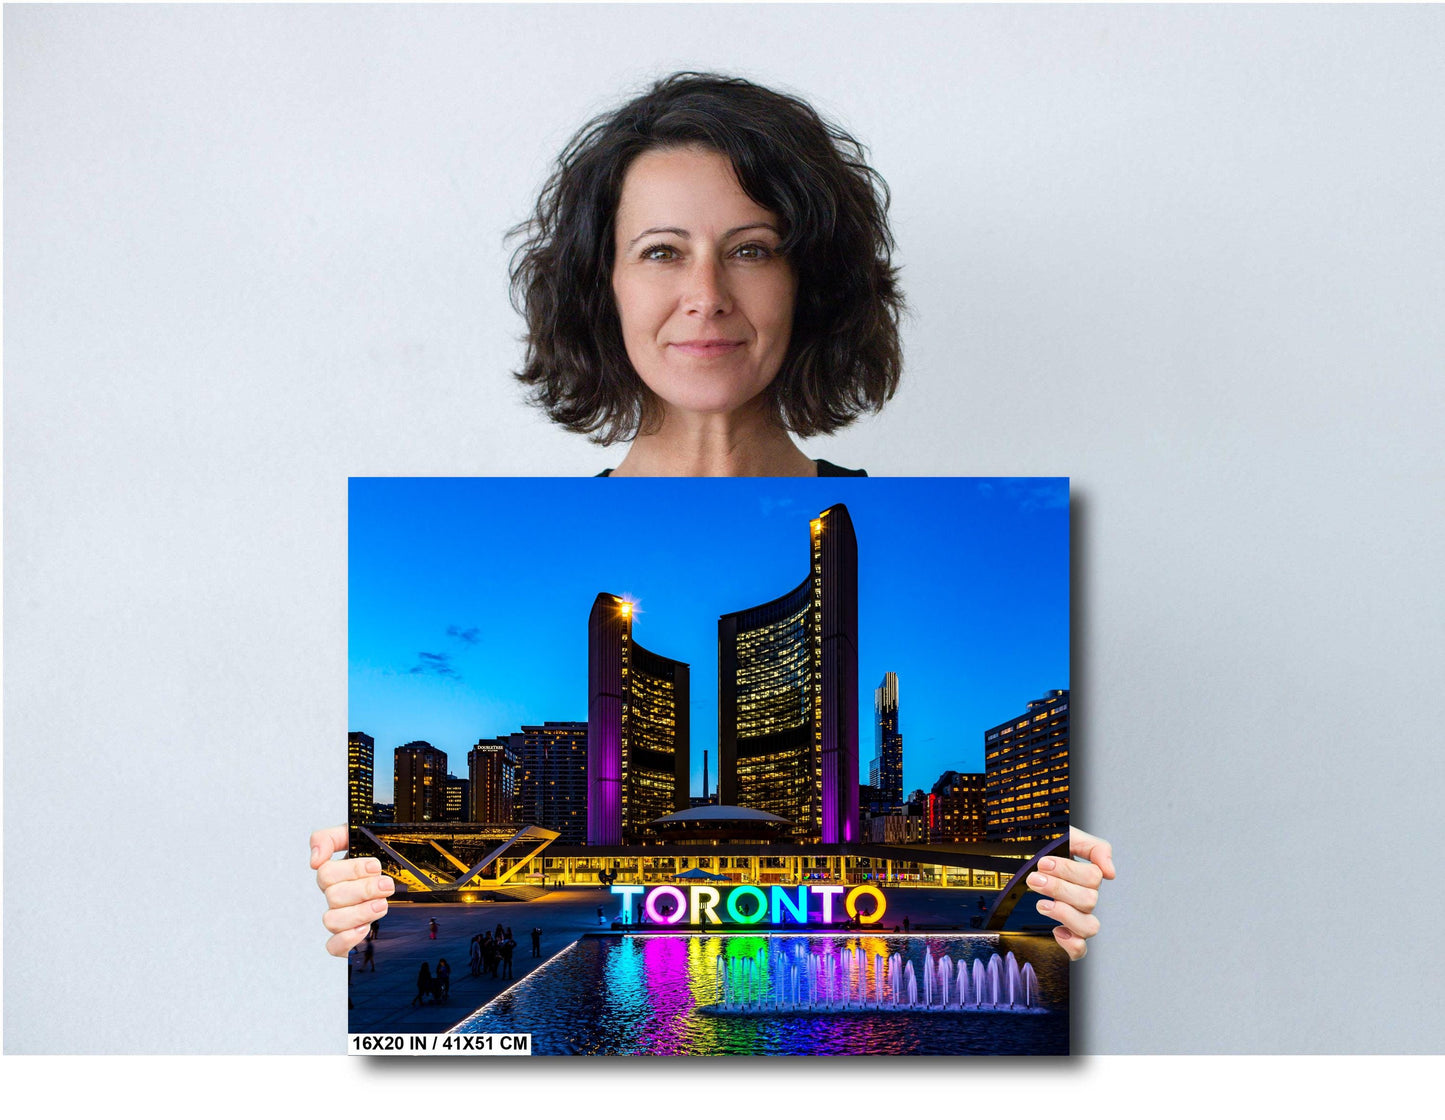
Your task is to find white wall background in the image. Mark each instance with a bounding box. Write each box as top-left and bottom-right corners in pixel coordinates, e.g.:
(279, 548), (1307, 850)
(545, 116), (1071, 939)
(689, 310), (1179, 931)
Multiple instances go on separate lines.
(6, 3), (1443, 1053)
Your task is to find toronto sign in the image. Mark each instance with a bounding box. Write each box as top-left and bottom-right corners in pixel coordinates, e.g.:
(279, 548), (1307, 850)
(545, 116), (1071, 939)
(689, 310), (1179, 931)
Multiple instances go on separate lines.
(611, 883), (888, 926)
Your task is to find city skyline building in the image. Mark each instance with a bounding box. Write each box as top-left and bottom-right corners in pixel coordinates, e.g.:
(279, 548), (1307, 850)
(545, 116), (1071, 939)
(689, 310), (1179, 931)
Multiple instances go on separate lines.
(393, 740), (447, 824)
(858, 782), (894, 844)
(348, 731), (374, 825)
(514, 721), (589, 845)
(928, 770), (988, 843)
(985, 689), (1070, 843)
(588, 593), (691, 845)
(469, 736), (519, 825)
(718, 503), (859, 843)
(443, 775), (470, 822)
(871, 672), (904, 808)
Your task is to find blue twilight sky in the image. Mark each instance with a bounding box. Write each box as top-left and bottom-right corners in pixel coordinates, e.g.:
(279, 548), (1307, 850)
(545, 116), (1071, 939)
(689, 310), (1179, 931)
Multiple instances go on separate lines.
(349, 477), (1069, 802)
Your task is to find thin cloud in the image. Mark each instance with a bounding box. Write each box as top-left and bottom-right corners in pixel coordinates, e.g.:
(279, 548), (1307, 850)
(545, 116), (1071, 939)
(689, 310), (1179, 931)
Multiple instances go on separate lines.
(1015, 481), (1068, 513)
(446, 625), (481, 645)
(975, 479), (1067, 512)
(408, 651), (459, 679)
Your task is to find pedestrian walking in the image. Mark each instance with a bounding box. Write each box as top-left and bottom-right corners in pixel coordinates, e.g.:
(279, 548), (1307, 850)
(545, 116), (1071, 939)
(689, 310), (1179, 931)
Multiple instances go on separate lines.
(469, 934), (482, 978)
(429, 917), (439, 940)
(530, 927), (542, 958)
(412, 962), (433, 1007)
(436, 958), (451, 1002)
(597, 906), (605, 926)
(362, 936), (375, 972)
(499, 932), (515, 980)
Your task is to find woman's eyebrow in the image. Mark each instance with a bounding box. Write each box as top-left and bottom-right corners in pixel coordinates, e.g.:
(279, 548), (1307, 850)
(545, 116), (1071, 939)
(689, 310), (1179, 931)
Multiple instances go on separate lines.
(628, 226), (688, 248)
(626, 222), (780, 249)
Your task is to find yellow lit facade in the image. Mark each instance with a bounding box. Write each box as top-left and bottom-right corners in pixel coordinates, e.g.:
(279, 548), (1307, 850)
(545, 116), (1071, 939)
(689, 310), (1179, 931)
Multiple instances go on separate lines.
(624, 640), (688, 841)
(394, 740), (448, 824)
(720, 504), (858, 843)
(348, 731), (374, 824)
(589, 593), (690, 846)
(984, 690), (1069, 843)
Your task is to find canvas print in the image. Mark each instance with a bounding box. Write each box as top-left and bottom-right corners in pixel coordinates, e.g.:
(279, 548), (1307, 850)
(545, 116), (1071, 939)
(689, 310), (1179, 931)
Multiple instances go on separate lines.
(347, 476), (1070, 1055)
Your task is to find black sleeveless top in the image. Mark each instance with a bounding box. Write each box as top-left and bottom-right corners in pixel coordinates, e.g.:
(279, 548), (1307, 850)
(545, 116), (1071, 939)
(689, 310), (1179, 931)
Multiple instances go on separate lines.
(596, 458), (867, 478)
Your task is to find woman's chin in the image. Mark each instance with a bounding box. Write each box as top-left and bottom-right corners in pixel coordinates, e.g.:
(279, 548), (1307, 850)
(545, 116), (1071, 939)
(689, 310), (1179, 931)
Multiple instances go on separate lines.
(649, 383), (774, 423)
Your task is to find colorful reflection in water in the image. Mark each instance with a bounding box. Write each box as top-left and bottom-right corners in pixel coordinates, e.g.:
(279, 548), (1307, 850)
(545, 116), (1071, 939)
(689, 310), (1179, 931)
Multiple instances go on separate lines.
(451, 933), (1067, 1055)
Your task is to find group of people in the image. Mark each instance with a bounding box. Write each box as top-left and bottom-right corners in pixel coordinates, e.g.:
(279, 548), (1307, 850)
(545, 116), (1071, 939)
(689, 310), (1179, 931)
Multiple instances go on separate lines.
(406, 922), (544, 1009)
(411, 958), (451, 1006)
(469, 922), (541, 980)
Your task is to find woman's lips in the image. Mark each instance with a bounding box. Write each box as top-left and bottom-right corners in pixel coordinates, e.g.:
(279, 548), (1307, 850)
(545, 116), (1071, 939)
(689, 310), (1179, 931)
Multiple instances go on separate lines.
(669, 340), (744, 356)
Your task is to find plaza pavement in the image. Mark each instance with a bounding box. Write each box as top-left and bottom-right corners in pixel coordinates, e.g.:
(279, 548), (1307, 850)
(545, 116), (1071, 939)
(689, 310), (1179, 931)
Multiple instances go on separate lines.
(347, 884), (1051, 1034)
(347, 886), (616, 1034)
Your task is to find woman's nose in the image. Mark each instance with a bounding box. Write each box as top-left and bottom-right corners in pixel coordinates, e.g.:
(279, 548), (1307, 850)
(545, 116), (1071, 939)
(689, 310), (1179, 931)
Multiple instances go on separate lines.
(682, 257), (732, 316)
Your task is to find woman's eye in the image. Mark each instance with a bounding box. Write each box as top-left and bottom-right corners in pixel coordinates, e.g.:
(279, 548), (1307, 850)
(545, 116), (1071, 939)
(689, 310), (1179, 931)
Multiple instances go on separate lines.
(733, 243), (774, 260)
(641, 244), (678, 261)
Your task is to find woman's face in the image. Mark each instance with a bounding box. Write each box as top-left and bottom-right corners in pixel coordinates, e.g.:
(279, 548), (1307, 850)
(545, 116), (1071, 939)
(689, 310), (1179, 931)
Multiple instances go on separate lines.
(611, 146), (797, 421)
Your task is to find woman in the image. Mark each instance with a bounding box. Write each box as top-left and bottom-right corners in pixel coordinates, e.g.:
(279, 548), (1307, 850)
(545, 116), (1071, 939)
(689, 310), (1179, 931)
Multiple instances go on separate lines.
(313, 72), (1113, 960)
(507, 71), (901, 478)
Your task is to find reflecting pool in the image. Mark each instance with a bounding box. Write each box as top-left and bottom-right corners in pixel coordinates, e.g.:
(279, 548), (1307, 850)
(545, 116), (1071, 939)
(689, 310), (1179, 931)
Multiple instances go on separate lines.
(451, 932), (1068, 1055)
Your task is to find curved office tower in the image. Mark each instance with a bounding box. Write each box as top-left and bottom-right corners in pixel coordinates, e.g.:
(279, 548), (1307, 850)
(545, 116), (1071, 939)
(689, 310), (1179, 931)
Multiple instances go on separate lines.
(718, 504), (858, 843)
(588, 593), (690, 846)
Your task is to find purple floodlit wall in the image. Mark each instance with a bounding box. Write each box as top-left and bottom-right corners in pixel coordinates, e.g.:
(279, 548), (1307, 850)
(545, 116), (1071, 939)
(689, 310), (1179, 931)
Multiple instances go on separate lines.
(818, 504), (859, 844)
(716, 611), (740, 809)
(588, 593), (625, 846)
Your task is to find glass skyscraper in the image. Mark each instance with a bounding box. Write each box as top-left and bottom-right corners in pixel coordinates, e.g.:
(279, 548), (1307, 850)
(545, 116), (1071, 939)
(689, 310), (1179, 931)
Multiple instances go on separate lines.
(718, 504), (858, 843)
(587, 593), (690, 845)
(870, 671), (903, 808)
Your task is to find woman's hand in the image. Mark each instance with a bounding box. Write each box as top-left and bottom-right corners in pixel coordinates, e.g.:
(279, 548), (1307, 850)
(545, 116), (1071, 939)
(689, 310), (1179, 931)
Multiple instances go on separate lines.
(310, 825), (394, 956)
(1027, 826), (1115, 961)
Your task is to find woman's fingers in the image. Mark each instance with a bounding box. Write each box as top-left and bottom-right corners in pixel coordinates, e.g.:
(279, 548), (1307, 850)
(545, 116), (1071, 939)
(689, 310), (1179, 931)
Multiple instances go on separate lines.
(1038, 854), (1103, 889)
(327, 923), (374, 959)
(1035, 896), (1100, 941)
(317, 855), (381, 892)
(323, 897), (389, 936)
(310, 825), (349, 870)
(1053, 925), (1088, 961)
(1068, 826), (1116, 879)
(324, 872), (395, 910)
(1026, 867), (1098, 914)
(1037, 830), (1115, 961)
(312, 828), (384, 955)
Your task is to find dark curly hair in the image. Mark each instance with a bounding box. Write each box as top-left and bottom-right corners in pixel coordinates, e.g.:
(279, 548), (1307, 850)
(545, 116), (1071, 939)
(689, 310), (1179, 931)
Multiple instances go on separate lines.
(508, 72), (904, 445)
